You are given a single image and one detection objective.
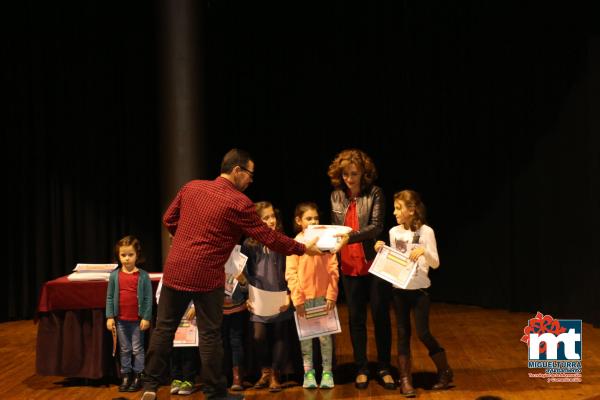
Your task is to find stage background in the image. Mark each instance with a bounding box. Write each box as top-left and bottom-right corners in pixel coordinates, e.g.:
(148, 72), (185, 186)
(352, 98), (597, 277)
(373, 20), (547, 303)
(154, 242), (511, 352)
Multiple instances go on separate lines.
(4, 1), (599, 326)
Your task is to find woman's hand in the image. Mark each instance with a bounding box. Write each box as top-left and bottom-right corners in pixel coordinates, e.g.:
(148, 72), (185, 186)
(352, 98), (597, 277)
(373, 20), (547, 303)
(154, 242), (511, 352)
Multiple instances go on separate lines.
(326, 299), (336, 311)
(374, 240), (385, 252)
(331, 233), (350, 254)
(140, 319), (151, 331)
(296, 303), (306, 318)
(246, 300), (254, 313)
(106, 318), (115, 331)
(409, 247), (425, 261)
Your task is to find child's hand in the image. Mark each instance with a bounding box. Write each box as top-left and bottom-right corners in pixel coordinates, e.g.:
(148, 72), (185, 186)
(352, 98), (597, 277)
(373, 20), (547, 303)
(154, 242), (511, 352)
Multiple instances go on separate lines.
(184, 307), (196, 320)
(236, 272), (248, 286)
(140, 319), (151, 331)
(374, 240), (385, 252)
(409, 247), (425, 261)
(279, 295), (290, 312)
(296, 303), (306, 318)
(106, 318), (115, 331)
(326, 300), (336, 311)
(246, 300), (254, 313)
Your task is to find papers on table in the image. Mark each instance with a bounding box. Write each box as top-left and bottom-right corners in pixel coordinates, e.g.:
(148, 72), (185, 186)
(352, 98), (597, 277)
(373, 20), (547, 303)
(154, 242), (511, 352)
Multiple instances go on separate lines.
(67, 272), (110, 281)
(224, 245), (248, 296)
(369, 245), (418, 289)
(303, 225), (352, 251)
(73, 263), (118, 272)
(68, 263), (118, 281)
(173, 302), (198, 347)
(248, 285), (288, 317)
(294, 304), (342, 340)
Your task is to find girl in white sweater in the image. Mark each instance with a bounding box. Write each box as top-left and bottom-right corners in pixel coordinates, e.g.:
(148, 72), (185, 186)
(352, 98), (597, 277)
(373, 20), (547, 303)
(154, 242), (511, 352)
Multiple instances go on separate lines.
(374, 190), (453, 397)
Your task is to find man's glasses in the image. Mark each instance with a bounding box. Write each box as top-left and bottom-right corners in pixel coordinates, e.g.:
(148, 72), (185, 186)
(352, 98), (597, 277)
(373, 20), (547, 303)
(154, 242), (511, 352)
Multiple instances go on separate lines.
(238, 165), (254, 178)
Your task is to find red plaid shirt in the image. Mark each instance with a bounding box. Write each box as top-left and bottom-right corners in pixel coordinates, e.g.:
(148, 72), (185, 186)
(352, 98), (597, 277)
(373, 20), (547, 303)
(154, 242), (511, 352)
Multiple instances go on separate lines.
(162, 177), (305, 292)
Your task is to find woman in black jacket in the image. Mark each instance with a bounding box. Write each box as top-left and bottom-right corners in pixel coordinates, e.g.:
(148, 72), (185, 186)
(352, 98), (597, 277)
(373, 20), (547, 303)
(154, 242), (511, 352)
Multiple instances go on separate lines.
(328, 149), (395, 390)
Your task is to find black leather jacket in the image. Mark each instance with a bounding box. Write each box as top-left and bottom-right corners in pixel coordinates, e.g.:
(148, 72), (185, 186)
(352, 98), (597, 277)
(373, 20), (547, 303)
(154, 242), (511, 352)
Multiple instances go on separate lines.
(330, 185), (385, 262)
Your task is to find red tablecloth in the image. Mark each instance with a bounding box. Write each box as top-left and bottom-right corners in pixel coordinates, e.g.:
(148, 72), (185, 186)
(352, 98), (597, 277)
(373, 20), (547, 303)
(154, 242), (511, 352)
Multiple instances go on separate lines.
(37, 275), (162, 312)
(36, 274), (161, 379)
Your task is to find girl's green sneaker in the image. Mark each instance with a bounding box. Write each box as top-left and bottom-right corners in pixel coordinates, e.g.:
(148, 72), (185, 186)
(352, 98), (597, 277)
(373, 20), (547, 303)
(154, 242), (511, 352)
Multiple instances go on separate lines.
(303, 369), (318, 389)
(170, 379), (182, 394)
(320, 371), (335, 389)
(178, 380), (194, 395)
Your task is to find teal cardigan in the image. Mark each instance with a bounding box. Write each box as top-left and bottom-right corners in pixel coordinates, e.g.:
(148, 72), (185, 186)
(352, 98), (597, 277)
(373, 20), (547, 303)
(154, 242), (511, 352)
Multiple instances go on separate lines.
(105, 268), (153, 321)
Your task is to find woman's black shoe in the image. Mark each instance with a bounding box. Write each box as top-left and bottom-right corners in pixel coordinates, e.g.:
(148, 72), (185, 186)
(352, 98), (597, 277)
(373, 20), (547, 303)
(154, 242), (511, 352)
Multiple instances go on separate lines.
(355, 372), (369, 389)
(378, 369), (397, 390)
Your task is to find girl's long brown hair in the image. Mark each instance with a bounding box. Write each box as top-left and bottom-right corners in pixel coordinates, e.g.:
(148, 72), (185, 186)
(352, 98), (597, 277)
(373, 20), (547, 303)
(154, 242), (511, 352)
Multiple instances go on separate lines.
(394, 190), (427, 231)
(293, 202), (319, 233)
(246, 201), (284, 246)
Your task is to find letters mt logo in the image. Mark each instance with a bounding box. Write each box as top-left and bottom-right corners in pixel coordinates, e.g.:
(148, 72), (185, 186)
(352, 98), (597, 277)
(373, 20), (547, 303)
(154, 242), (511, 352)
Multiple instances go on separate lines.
(521, 311), (582, 361)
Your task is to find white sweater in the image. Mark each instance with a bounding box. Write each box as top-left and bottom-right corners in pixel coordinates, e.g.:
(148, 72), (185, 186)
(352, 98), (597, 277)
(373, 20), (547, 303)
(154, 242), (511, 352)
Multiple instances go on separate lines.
(388, 224), (440, 289)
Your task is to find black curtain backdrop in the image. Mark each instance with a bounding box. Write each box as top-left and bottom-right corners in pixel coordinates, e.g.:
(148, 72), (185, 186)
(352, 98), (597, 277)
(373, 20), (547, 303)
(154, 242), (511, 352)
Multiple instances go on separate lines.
(3, 1), (599, 327)
(3, 1), (161, 321)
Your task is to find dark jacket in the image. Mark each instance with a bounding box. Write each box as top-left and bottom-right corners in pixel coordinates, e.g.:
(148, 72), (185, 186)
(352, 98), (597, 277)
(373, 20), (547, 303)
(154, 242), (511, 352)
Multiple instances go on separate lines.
(330, 185), (385, 262)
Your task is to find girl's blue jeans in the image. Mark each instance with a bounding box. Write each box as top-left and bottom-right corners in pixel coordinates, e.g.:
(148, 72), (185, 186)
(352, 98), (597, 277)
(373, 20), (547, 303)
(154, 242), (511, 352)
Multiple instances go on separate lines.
(116, 319), (145, 373)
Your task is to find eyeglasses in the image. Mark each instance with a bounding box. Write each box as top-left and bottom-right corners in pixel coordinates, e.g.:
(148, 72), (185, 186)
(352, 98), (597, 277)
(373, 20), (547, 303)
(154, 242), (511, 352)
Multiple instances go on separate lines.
(238, 165), (254, 178)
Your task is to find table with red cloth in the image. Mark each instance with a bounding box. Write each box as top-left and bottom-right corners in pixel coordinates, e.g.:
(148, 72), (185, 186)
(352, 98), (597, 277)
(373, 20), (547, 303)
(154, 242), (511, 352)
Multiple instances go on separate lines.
(36, 275), (161, 380)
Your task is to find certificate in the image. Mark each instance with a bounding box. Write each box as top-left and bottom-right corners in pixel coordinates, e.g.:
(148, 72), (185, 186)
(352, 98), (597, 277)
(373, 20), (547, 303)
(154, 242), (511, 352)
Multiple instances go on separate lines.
(248, 285), (288, 317)
(224, 245), (248, 296)
(294, 303), (342, 341)
(369, 245), (418, 289)
(173, 303), (198, 347)
(303, 225), (352, 251)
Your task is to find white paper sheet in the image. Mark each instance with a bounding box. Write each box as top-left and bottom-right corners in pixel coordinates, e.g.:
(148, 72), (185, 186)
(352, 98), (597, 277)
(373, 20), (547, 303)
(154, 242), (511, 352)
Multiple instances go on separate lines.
(248, 285), (288, 317)
(72, 263), (118, 273)
(369, 245), (418, 289)
(224, 245), (248, 296)
(294, 305), (342, 340)
(173, 303), (199, 347)
(67, 272), (110, 281)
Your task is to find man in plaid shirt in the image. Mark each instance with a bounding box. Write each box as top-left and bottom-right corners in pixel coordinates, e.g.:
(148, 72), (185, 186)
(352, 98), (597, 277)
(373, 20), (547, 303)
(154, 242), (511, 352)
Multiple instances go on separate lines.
(141, 149), (321, 400)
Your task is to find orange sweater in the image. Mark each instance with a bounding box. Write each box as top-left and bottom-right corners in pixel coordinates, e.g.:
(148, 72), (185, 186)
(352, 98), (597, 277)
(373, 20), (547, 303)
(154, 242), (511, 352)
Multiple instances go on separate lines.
(286, 232), (339, 307)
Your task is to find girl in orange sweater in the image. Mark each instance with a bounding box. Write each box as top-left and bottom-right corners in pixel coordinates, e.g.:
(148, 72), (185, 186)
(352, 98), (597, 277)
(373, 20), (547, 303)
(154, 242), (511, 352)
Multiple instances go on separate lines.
(286, 202), (339, 389)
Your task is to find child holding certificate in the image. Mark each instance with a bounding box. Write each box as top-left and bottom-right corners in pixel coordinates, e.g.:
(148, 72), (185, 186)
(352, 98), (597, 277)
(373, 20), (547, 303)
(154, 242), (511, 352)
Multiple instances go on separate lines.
(286, 202), (339, 389)
(242, 201), (294, 392)
(374, 190), (453, 397)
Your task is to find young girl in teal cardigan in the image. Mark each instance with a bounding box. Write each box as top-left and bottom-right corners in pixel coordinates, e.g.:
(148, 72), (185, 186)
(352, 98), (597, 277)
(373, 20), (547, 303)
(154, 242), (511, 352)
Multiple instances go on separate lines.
(106, 235), (153, 392)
